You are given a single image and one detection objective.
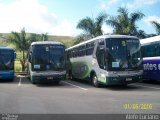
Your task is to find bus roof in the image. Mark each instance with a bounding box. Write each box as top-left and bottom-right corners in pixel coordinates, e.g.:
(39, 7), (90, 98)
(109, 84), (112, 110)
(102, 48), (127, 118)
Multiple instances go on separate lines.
(66, 35), (138, 51)
(0, 46), (14, 50)
(31, 41), (64, 46)
(140, 35), (160, 46)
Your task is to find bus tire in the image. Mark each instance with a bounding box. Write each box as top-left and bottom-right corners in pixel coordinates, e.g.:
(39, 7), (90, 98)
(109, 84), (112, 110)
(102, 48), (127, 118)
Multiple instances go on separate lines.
(31, 81), (36, 84)
(8, 79), (14, 82)
(91, 73), (100, 87)
(54, 81), (60, 85)
(30, 79), (36, 84)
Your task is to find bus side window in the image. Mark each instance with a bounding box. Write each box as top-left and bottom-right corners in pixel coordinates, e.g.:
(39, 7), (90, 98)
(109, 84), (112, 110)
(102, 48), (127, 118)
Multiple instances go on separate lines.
(156, 44), (160, 56)
(86, 42), (94, 55)
(144, 44), (155, 57)
(96, 48), (107, 70)
(141, 46), (145, 57)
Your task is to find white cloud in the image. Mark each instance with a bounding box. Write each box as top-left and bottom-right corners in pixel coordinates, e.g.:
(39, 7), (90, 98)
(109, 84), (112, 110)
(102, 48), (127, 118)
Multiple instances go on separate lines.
(125, 0), (160, 10)
(0, 0), (77, 36)
(51, 19), (79, 36)
(99, 0), (118, 10)
(102, 24), (113, 34)
(144, 16), (160, 26)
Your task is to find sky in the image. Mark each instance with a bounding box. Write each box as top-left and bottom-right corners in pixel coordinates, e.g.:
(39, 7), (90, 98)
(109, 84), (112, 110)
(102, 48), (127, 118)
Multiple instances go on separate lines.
(0, 0), (159, 36)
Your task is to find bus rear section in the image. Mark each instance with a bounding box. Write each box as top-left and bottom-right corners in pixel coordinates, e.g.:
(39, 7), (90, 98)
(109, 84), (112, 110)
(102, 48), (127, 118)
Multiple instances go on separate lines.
(27, 41), (66, 84)
(0, 47), (16, 81)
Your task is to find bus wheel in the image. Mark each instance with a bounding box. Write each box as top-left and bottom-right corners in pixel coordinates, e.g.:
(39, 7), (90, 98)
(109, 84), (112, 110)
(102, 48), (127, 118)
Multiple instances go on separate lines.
(31, 81), (36, 84)
(31, 79), (36, 84)
(54, 81), (60, 85)
(91, 74), (100, 87)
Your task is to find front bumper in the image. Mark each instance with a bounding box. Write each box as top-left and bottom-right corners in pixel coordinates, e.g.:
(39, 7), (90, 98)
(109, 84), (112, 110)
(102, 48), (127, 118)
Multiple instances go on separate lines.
(0, 71), (14, 80)
(30, 71), (66, 83)
(106, 75), (142, 85)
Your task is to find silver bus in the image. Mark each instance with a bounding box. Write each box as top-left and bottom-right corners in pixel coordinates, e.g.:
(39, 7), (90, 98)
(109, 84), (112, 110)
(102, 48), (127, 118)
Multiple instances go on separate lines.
(27, 41), (66, 84)
(66, 35), (143, 87)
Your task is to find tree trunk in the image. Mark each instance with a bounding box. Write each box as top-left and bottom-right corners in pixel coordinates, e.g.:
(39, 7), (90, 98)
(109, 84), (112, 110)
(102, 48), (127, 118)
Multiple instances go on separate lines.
(20, 59), (25, 71)
(21, 50), (25, 71)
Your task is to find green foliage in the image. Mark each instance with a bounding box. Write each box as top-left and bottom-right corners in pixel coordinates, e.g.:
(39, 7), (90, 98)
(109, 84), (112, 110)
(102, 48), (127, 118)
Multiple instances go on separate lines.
(8, 28), (29, 71)
(151, 21), (160, 35)
(9, 28), (28, 52)
(106, 7), (145, 37)
(77, 12), (107, 38)
(14, 60), (22, 72)
(0, 40), (7, 46)
(41, 33), (48, 41)
(7, 28), (49, 71)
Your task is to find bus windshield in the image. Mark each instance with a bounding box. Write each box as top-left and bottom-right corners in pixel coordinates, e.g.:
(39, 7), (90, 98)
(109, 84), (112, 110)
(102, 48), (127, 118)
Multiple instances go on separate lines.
(32, 45), (65, 71)
(0, 50), (14, 70)
(106, 38), (142, 71)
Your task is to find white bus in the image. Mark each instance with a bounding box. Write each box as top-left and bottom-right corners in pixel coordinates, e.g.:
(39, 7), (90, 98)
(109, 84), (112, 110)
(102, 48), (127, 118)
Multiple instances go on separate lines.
(66, 35), (143, 87)
(27, 41), (66, 84)
(140, 35), (160, 81)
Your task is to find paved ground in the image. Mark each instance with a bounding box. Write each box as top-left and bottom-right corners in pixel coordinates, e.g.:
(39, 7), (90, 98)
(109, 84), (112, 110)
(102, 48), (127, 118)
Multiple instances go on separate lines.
(0, 76), (160, 115)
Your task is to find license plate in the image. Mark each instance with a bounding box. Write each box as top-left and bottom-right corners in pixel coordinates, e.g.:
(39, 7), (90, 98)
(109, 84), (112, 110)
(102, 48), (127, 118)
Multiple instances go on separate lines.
(126, 78), (132, 81)
(47, 77), (53, 80)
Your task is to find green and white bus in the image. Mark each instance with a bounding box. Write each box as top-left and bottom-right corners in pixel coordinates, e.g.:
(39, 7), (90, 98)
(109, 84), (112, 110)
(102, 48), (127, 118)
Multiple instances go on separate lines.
(66, 35), (143, 87)
(27, 41), (66, 84)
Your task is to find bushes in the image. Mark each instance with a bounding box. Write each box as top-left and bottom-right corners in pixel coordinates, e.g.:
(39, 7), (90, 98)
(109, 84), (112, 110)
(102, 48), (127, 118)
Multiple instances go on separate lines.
(14, 60), (22, 72)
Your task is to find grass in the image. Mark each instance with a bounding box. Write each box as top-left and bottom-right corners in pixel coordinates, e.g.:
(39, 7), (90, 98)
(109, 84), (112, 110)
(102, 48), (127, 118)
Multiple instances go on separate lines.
(14, 60), (22, 72)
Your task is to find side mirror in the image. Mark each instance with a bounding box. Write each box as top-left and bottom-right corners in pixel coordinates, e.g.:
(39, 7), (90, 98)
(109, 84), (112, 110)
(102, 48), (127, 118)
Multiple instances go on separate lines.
(14, 52), (16, 60)
(28, 55), (31, 63)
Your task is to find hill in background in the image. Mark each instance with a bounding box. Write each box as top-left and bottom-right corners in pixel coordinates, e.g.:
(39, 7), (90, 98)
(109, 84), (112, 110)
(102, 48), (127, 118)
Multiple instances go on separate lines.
(0, 33), (77, 48)
(47, 35), (76, 48)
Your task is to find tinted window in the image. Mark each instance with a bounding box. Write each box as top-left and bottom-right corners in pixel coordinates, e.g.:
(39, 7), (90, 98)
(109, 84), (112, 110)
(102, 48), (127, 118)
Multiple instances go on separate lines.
(86, 42), (95, 55)
(32, 45), (65, 71)
(106, 38), (142, 71)
(142, 44), (155, 57)
(156, 44), (160, 56)
(0, 50), (14, 70)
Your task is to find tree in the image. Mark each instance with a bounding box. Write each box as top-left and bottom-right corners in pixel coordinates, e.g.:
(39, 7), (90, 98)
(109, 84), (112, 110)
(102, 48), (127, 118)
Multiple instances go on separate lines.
(77, 13), (107, 38)
(136, 30), (146, 39)
(151, 21), (160, 35)
(106, 7), (145, 37)
(9, 28), (29, 71)
(75, 34), (92, 45)
(29, 33), (42, 43)
(41, 33), (48, 41)
(8, 29), (47, 71)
